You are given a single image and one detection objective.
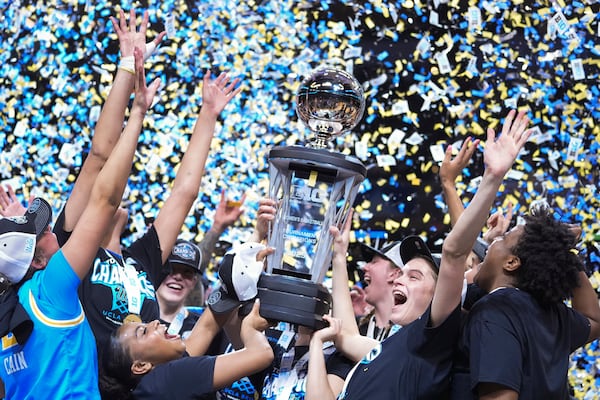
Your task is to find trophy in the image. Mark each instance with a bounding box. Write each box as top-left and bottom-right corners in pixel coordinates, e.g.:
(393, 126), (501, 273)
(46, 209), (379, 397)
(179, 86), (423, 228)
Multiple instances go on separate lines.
(257, 67), (367, 330)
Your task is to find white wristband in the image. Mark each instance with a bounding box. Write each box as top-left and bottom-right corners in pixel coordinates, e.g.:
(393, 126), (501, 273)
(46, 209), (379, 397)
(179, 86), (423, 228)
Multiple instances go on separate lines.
(117, 41), (158, 74)
(118, 56), (135, 74)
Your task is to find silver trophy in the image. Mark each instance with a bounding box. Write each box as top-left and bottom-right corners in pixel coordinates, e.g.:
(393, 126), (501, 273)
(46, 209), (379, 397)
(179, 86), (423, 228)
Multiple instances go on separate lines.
(258, 67), (366, 330)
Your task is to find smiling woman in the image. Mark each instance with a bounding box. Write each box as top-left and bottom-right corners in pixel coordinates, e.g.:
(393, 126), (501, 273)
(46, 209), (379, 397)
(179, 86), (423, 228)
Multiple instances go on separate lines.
(156, 239), (203, 339)
(101, 299), (273, 400)
(306, 109), (534, 400)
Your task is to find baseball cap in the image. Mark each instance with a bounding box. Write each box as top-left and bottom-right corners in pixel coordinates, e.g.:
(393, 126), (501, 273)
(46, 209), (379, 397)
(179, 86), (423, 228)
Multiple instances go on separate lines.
(0, 198), (53, 284)
(350, 241), (403, 269)
(471, 237), (488, 261)
(207, 242), (266, 314)
(168, 239), (202, 273)
(399, 235), (439, 272)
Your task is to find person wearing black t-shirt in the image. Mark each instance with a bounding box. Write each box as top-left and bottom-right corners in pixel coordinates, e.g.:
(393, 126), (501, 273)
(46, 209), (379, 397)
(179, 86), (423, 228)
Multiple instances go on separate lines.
(307, 109), (533, 400)
(451, 204), (600, 400)
(52, 3), (241, 366)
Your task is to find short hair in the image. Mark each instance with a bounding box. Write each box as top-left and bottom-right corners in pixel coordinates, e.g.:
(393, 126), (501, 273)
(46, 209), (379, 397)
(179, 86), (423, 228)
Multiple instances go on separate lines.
(512, 211), (582, 306)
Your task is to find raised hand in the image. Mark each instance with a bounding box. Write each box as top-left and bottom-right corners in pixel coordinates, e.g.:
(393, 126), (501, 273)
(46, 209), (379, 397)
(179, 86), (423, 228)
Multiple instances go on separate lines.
(483, 110), (532, 177)
(213, 190), (246, 232)
(131, 47), (161, 113)
(483, 202), (514, 243)
(0, 184), (27, 217)
(350, 285), (371, 317)
(312, 315), (342, 343)
(242, 299), (269, 332)
(110, 8), (166, 60)
(201, 71), (242, 117)
(329, 210), (352, 256)
(255, 246), (275, 263)
(439, 136), (480, 184)
(254, 198), (277, 242)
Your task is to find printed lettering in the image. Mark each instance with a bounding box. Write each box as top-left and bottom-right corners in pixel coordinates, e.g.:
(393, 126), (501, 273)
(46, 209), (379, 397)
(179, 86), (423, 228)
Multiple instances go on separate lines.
(4, 351), (28, 375)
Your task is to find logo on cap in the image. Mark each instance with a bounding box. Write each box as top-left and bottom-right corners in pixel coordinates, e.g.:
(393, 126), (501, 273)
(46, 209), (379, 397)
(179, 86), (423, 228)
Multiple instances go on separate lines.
(172, 242), (197, 262)
(207, 290), (222, 306)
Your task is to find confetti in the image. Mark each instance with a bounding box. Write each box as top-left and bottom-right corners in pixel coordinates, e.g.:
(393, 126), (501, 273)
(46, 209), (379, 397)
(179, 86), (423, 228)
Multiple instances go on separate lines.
(1, 2), (599, 394)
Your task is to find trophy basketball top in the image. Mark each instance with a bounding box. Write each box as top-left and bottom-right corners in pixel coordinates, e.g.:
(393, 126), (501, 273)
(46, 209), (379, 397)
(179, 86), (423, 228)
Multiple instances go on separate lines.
(296, 67), (365, 149)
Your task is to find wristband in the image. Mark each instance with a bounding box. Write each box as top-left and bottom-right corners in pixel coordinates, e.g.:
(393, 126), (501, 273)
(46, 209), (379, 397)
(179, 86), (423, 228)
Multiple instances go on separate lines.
(117, 41), (158, 74)
(118, 56), (135, 74)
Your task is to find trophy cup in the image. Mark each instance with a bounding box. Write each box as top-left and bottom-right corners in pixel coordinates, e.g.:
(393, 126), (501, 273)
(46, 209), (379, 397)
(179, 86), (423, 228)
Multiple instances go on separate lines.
(257, 67), (367, 330)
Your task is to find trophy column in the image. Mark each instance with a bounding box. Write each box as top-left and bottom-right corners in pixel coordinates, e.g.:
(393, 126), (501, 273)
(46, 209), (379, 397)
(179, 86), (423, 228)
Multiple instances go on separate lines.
(257, 67), (366, 330)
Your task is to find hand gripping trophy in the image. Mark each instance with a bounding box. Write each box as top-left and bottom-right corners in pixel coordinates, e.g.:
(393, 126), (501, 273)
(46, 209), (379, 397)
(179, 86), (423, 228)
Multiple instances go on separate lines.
(257, 67), (367, 330)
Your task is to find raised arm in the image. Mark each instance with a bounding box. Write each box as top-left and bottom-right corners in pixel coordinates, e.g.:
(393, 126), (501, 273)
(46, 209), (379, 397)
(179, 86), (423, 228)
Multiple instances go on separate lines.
(248, 197), (277, 243)
(184, 305), (235, 357)
(330, 212), (360, 336)
(197, 189), (246, 271)
(306, 315), (345, 400)
(62, 8), (164, 232)
(574, 269), (600, 343)
(439, 136), (480, 227)
(153, 72), (242, 264)
(327, 213), (379, 361)
(434, 110), (531, 326)
(566, 226), (600, 343)
(62, 48), (160, 279)
(212, 299), (273, 389)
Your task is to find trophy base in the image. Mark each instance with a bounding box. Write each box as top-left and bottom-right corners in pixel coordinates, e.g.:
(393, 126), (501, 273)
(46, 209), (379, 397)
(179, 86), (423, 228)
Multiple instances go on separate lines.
(257, 273), (332, 331)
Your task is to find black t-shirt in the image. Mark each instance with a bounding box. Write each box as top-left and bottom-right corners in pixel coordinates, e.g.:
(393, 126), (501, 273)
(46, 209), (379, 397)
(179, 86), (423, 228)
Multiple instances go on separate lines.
(340, 304), (461, 400)
(133, 353), (216, 399)
(54, 209), (167, 348)
(218, 326), (354, 399)
(452, 288), (590, 400)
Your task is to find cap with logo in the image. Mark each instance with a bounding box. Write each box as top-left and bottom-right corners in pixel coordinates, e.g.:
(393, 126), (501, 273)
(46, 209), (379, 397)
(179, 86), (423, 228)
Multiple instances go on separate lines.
(349, 241), (403, 269)
(207, 242), (265, 314)
(168, 239), (202, 273)
(0, 198), (53, 284)
(399, 235), (440, 272)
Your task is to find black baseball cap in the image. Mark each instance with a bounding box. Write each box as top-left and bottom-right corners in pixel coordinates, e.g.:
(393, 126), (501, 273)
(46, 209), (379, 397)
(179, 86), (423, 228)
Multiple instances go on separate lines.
(399, 235), (439, 272)
(349, 241), (403, 268)
(168, 239), (202, 273)
(207, 243), (265, 314)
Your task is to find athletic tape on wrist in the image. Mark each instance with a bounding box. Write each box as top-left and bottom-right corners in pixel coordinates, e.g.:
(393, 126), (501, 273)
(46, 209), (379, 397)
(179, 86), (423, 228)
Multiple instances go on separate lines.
(117, 41), (158, 74)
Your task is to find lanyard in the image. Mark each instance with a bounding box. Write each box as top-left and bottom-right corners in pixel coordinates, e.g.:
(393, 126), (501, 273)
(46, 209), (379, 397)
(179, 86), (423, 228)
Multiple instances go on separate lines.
(270, 342), (334, 399)
(110, 250), (143, 315)
(366, 315), (388, 342)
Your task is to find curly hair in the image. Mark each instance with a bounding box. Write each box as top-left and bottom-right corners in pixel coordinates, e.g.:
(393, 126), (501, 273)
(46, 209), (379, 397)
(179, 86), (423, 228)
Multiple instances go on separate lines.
(511, 211), (583, 306)
(97, 329), (140, 400)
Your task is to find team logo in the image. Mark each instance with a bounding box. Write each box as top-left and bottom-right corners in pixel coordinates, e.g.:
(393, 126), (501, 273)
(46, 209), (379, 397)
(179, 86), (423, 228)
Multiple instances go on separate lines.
(207, 290), (222, 306)
(172, 242), (197, 262)
(28, 198), (42, 213)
